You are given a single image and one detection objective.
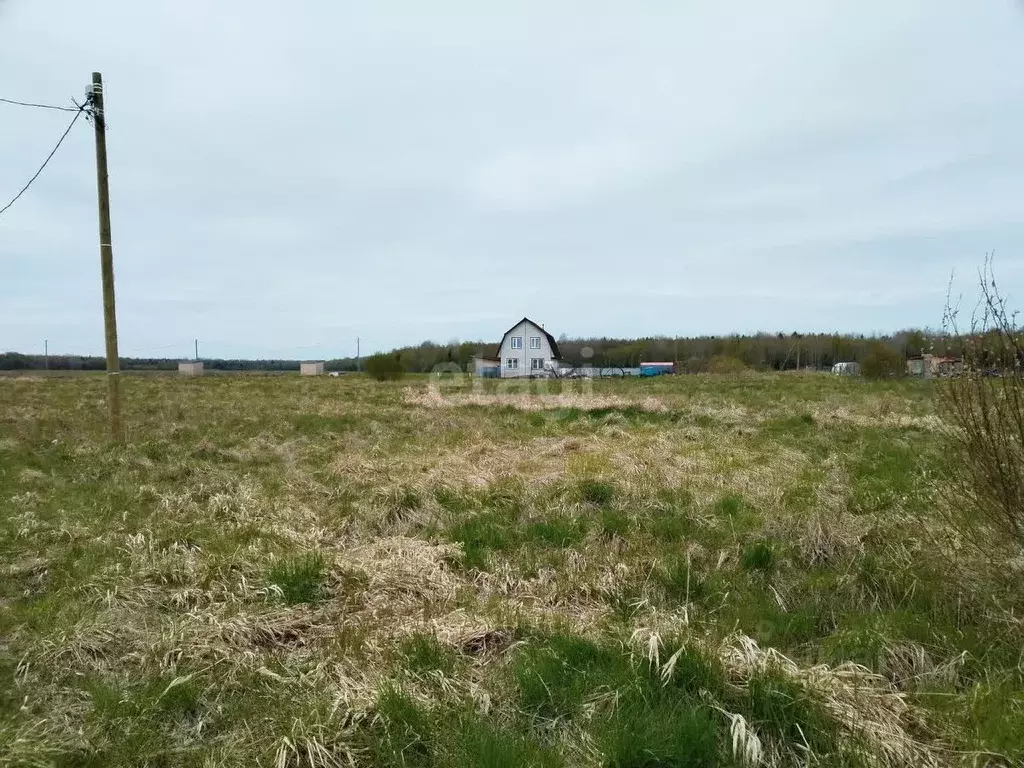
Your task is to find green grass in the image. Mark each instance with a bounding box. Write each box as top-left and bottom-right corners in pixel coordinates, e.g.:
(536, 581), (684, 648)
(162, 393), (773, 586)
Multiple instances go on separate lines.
(267, 552), (327, 604)
(399, 633), (461, 677)
(371, 687), (564, 768)
(713, 492), (746, 519)
(741, 670), (866, 763)
(371, 686), (435, 767)
(513, 632), (728, 765)
(599, 507), (630, 539)
(442, 708), (564, 768)
(524, 515), (587, 548)
(652, 556), (716, 605)
(741, 540), (776, 572)
(578, 478), (616, 506)
(0, 371), (1021, 766)
(511, 632), (778, 766)
(647, 489), (696, 542)
(447, 509), (518, 569)
(600, 693), (721, 768)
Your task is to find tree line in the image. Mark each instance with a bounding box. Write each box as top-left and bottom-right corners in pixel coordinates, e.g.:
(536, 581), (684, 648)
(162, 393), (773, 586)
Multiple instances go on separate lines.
(365, 329), (964, 374)
(2, 329), (960, 373)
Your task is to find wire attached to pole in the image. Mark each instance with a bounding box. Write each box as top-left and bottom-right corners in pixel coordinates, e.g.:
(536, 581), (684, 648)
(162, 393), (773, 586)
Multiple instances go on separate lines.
(0, 96), (80, 113)
(0, 105), (85, 218)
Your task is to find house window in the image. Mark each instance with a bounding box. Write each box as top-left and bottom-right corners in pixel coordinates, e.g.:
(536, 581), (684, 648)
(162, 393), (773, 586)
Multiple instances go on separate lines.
(530, 337), (541, 349)
(505, 358), (519, 369)
(531, 358), (545, 370)
(510, 336), (523, 349)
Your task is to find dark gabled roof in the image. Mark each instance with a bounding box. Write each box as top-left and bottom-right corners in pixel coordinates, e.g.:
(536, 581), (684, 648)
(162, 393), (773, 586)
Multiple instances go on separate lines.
(496, 317), (561, 359)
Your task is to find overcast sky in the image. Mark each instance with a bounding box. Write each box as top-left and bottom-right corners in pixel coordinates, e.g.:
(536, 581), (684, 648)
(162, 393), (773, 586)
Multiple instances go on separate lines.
(2, 1), (1024, 358)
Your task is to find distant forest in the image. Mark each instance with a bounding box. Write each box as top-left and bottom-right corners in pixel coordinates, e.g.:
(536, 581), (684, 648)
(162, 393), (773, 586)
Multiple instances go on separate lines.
(2, 329), (957, 373)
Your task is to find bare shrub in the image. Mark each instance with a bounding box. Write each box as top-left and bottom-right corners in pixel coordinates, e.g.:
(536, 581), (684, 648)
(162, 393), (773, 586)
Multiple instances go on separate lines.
(860, 343), (904, 380)
(940, 256), (1024, 566)
(682, 356), (705, 374)
(364, 352), (405, 381)
(705, 355), (747, 375)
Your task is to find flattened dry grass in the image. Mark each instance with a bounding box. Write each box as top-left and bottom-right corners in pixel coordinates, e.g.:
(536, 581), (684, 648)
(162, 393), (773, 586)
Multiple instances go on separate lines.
(404, 386), (670, 413)
(0, 372), (1021, 766)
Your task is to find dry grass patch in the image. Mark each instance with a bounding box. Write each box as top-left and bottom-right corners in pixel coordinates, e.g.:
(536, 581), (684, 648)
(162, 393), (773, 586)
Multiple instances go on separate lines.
(630, 629), (945, 767)
(404, 387), (670, 413)
(343, 537), (465, 624)
(2, 372), (1021, 766)
(809, 402), (944, 431)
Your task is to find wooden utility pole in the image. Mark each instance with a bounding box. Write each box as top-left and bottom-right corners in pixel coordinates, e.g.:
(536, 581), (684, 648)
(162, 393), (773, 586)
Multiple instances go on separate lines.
(44, 339), (48, 373)
(195, 338), (199, 361)
(90, 72), (123, 441)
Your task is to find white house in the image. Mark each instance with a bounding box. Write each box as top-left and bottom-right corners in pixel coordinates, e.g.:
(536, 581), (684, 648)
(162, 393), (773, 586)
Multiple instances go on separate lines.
(496, 317), (562, 377)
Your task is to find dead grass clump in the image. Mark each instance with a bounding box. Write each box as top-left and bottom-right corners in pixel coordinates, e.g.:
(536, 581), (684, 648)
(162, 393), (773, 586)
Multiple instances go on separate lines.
(658, 441), (810, 511)
(346, 537), (463, 614)
(809, 403), (944, 432)
(158, 480), (327, 553)
(456, 627), (517, 657)
(471, 560), (615, 631)
(404, 387), (669, 413)
(367, 485), (435, 533)
(121, 532), (205, 588)
(767, 461), (870, 567)
(272, 717), (362, 768)
(27, 614), (149, 674)
(688, 403), (757, 427)
(880, 642), (966, 690)
(794, 510), (869, 567)
(167, 610), (329, 671)
(3, 557), (50, 597)
(717, 633), (940, 767)
(248, 614), (316, 650)
(334, 435), (614, 500)
(395, 611), (523, 668)
(0, 718), (72, 767)
(633, 630), (943, 767)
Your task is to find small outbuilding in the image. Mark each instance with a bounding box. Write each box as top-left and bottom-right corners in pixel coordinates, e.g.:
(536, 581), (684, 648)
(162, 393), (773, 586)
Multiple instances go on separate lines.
(179, 361), (204, 376)
(907, 354), (962, 378)
(472, 355), (501, 378)
(300, 361), (325, 376)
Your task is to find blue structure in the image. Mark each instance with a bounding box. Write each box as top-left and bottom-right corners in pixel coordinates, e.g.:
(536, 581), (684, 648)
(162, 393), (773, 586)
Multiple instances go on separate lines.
(639, 361), (675, 377)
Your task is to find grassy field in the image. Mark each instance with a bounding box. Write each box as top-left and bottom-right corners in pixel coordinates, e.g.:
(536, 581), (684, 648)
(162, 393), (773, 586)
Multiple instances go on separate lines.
(1, 372), (1022, 767)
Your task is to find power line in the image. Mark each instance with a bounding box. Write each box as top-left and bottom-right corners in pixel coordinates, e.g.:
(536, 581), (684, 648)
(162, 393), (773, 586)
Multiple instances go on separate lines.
(0, 106), (85, 218)
(0, 96), (80, 113)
